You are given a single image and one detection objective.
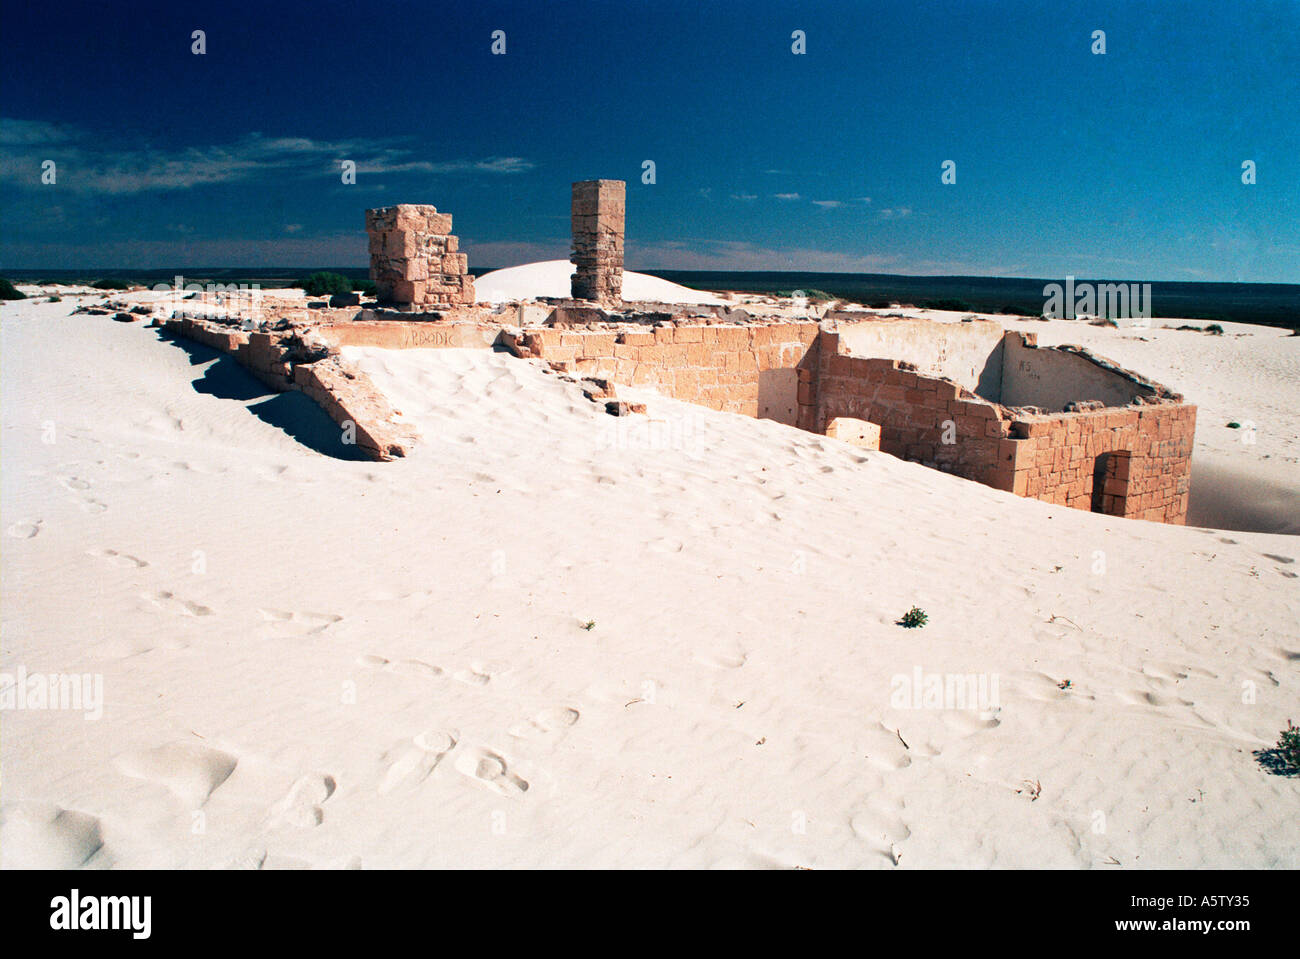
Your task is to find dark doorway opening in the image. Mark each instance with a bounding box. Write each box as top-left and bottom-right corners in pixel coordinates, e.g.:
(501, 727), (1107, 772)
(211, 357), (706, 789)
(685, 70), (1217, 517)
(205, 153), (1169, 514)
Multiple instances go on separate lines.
(1092, 451), (1131, 515)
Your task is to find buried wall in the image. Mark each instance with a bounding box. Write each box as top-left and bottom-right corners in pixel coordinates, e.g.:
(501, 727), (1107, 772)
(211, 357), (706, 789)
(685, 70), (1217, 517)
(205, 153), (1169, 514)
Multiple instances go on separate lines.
(512, 323), (823, 428)
(1003, 405), (1195, 523)
(515, 322), (1194, 524)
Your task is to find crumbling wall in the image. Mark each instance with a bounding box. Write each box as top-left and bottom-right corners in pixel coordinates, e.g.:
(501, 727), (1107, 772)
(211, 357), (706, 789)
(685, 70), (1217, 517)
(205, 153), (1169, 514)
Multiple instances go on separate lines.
(815, 331), (1014, 489)
(509, 321), (1193, 523)
(159, 314), (417, 461)
(833, 315), (1006, 398)
(1000, 333), (1165, 410)
(366, 205), (475, 309)
(570, 180), (625, 305)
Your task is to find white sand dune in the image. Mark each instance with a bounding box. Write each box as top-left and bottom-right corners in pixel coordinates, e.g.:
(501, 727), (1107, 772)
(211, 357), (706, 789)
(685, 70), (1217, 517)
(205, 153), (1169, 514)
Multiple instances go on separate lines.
(474, 259), (727, 305)
(1, 294), (1297, 868)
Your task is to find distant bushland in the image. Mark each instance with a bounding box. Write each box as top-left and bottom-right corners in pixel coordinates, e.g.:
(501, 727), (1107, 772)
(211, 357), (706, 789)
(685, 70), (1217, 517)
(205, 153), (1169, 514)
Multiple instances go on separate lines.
(776, 288), (835, 301)
(91, 278), (132, 290)
(919, 298), (974, 312)
(299, 271), (353, 296)
(1, 277), (27, 300)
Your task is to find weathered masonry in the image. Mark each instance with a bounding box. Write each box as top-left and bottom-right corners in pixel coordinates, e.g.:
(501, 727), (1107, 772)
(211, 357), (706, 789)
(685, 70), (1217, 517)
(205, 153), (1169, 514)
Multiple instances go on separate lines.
(177, 193), (1195, 522)
(366, 204), (475, 309)
(570, 179), (626, 305)
(508, 317), (1196, 524)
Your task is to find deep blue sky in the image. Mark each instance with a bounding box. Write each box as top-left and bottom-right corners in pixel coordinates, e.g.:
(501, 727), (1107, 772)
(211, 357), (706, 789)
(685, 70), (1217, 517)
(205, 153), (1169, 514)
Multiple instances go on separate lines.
(2, 0), (1296, 280)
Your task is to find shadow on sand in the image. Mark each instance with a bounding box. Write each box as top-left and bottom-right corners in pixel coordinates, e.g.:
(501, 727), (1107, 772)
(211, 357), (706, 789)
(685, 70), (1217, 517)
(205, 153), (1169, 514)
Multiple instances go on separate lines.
(157, 329), (370, 461)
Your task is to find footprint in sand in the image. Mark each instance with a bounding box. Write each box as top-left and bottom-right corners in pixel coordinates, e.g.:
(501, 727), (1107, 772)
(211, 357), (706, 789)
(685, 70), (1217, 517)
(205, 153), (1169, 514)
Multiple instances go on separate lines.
(142, 590), (213, 617)
(694, 647), (748, 670)
(861, 724), (914, 771)
(274, 773), (337, 827)
(849, 794), (911, 864)
(453, 663), (493, 687)
(58, 476), (92, 492)
(356, 654), (444, 679)
(941, 709), (1003, 738)
(115, 742), (237, 807)
(0, 802), (105, 869)
(257, 608), (342, 636)
(6, 520), (41, 539)
(88, 548), (148, 568)
(453, 747), (529, 796)
(88, 633), (185, 660)
(509, 707), (580, 741)
(378, 731), (458, 794)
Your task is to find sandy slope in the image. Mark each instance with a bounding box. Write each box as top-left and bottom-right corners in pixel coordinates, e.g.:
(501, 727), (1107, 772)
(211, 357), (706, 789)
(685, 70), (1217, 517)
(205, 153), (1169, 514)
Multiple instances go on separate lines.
(1, 294), (1297, 869)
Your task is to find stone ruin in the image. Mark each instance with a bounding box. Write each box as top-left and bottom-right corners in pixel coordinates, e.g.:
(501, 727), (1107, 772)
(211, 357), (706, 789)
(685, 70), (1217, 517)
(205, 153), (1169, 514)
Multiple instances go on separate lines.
(570, 179), (625, 305)
(148, 184), (1197, 523)
(365, 204), (474, 309)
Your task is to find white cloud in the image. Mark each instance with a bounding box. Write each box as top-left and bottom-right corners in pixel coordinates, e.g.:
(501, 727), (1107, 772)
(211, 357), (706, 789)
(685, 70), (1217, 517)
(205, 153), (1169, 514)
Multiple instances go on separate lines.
(812, 200), (842, 208)
(772, 193), (801, 200)
(0, 120), (534, 194)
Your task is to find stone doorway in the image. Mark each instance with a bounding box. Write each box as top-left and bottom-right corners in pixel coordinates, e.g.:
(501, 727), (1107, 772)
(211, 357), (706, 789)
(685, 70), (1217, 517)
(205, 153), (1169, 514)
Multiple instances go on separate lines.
(1091, 450), (1131, 515)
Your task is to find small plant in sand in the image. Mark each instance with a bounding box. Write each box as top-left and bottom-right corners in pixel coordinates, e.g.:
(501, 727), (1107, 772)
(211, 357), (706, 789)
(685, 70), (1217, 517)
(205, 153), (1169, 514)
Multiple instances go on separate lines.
(897, 606), (928, 629)
(1273, 721), (1299, 771)
(1226, 421), (1241, 429)
(1204, 323), (1225, 335)
(581, 620), (596, 631)
(0, 277), (26, 300)
(1254, 720), (1300, 776)
(1058, 679), (1073, 690)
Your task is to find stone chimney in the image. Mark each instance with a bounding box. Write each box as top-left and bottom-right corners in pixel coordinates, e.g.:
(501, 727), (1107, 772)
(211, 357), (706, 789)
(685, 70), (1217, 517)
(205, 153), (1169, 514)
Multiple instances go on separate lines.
(365, 204), (474, 309)
(570, 180), (625, 305)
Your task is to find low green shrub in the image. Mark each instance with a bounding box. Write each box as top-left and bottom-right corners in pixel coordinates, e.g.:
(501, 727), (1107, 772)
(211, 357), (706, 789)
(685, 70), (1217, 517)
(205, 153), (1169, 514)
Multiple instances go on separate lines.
(300, 272), (353, 297)
(897, 606), (928, 629)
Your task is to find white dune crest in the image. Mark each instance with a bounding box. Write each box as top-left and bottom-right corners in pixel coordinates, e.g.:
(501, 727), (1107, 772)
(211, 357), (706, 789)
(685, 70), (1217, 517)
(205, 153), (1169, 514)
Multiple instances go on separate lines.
(474, 259), (728, 305)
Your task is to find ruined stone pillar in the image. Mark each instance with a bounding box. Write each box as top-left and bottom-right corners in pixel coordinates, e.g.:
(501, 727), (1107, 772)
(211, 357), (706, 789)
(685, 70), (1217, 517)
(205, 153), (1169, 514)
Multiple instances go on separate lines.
(570, 180), (625, 305)
(365, 204), (474, 310)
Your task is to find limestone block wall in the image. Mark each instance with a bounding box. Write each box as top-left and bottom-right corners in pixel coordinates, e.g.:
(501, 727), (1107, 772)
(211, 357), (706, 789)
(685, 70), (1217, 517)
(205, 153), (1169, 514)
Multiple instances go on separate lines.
(815, 333), (1014, 489)
(1004, 404), (1195, 523)
(366, 205), (474, 309)
(570, 180), (625, 304)
(833, 315), (1007, 398)
(159, 314), (417, 461)
(1000, 333), (1166, 410)
(511, 322), (821, 426)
